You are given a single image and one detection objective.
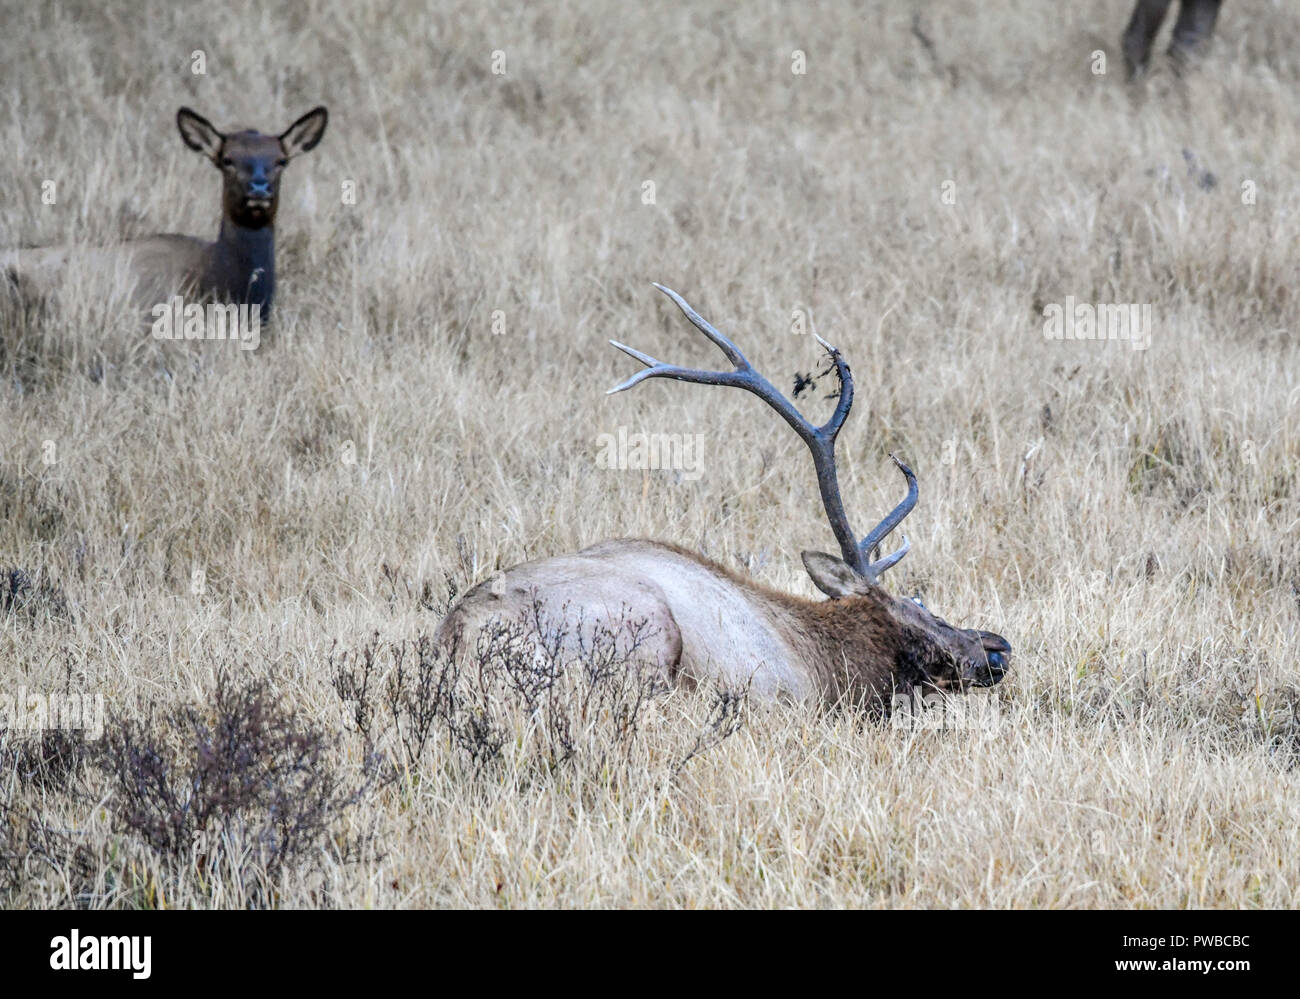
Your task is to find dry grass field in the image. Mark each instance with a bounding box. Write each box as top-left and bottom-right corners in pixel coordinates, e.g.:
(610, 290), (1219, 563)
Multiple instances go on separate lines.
(1, 0), (1298, 909)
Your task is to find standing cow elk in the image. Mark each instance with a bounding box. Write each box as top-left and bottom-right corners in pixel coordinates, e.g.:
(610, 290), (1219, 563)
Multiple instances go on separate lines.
(1123, 0), (1223, 79)
(435, 285), (1011, 709)
(1, 106), (327, 322)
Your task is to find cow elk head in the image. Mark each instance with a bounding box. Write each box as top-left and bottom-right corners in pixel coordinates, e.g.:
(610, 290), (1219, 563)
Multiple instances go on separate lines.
(177, 106), (328, 231)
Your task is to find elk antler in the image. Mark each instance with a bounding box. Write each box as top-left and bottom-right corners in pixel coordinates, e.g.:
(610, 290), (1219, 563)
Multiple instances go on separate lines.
(608, 283), (916, 584)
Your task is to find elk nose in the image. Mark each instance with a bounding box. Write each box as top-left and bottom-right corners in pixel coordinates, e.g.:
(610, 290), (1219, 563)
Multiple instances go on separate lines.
(976, 631), (1011, 685)
(986, 650), (1008, 679)
(247, 179), (272, 198)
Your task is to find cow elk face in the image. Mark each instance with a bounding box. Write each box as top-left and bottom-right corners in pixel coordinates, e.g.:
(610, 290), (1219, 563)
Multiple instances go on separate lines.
(177, 107), (328, 230)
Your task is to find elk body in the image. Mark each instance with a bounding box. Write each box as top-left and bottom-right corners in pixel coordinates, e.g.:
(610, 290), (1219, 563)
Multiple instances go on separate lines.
(435, 286), (1011, 709)
(1123, 0), (1223, 78)
(1, 106), (327, 321)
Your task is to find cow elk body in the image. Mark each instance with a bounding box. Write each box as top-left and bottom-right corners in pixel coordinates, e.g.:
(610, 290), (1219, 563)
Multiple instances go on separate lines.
(435, 286), (1011, 710)
(1, 106), (327, 322)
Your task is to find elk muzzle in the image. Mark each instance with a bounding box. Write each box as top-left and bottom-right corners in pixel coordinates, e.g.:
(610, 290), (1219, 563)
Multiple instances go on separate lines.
(968, 632), (1011, 687)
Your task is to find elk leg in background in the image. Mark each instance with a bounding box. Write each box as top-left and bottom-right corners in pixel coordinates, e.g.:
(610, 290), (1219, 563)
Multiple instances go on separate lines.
(1123, 0), (1223, 79)
(1167, 0), (1222, 70)
(1123, 0), (1175, 79)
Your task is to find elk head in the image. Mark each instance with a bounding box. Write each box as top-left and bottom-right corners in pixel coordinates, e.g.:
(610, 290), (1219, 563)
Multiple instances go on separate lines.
(608, 284), (1011, 696)
(176, 106), (328, 230)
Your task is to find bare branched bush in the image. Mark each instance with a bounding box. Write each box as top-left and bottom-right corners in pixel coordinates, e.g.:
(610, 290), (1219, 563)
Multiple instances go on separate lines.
(0, 728), (89, 791)
(378, 561), (458, 616)
(93, 671), (379, 905)
(0, 725), (99, 907)
(463, 596), (673, 773)
(330, 636), (383, 744)
(384, 634), (457, 767)
(673, 683), (750, 778)
(331, 598), (747, 787)
(0, 794), (97, 908)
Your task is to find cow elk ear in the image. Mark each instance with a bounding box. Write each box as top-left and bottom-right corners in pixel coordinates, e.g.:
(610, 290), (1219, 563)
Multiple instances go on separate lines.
(279, 106), (328, 158)
(177, 107), (224, 162)
(801, 551), (872, 599)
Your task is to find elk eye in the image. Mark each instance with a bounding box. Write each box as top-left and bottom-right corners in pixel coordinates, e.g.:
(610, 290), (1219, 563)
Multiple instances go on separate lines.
(910, 595), (926, 610)
(275, 158), (288, 168)
(220, 156), (234, 168)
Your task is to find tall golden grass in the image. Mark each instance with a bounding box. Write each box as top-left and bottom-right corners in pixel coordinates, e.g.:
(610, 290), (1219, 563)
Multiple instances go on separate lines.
(1, 0), (1298, 908)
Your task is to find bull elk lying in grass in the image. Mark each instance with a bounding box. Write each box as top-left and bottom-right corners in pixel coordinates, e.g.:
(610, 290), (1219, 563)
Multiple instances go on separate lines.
(436, 285), (1011, 709)
(1, 106), (327, 322)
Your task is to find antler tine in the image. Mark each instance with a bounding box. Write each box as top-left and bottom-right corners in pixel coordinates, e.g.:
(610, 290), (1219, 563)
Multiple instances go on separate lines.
(606, 340), (752, 396)
(609, 284), (869, 574)
(857, 454), (917, 581)
(864, 536), (911, 585)
(651, 282), (749, 369)
(610, 286), (853, 441)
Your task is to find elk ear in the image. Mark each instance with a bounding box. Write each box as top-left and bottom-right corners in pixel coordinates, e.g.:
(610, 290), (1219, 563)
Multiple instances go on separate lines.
(279, 106), (328, 158)
(801, 551), (872, 598)
(177, 108), (224, 162)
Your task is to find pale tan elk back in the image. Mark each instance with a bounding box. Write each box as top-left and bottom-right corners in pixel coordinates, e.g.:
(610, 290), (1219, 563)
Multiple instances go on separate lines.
(436, 540), (819, 701)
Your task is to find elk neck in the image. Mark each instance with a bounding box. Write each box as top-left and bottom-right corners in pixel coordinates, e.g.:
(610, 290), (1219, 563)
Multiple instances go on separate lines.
(207, 216), (276, 320)
(789, 590), (922, 705)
